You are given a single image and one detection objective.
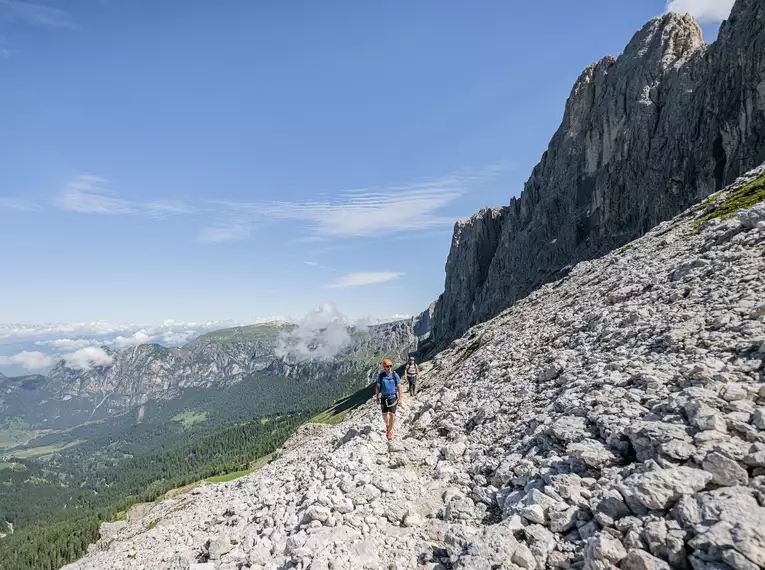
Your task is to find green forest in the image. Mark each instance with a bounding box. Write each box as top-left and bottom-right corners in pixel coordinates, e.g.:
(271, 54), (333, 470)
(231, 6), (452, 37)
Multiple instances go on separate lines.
(0, 369), (376, 570)
(0, 410), (313, 570)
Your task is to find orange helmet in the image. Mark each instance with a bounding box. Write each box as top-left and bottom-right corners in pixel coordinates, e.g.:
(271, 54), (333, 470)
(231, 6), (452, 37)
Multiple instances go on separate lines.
(382, 359), (393, 367)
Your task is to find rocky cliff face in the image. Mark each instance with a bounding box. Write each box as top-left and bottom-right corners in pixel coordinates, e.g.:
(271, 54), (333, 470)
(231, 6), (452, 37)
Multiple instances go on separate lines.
(429, 0), (765, 351)
(63, 164), (765, 570)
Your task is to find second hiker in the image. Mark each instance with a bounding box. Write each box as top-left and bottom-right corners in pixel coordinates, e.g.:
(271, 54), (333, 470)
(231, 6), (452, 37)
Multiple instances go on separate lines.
(376, 359), (403, 440)
(405, 356), (420, 397)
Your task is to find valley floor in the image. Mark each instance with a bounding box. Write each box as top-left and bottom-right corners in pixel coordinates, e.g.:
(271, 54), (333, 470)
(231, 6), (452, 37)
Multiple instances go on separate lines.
(65, 168), (765, 570)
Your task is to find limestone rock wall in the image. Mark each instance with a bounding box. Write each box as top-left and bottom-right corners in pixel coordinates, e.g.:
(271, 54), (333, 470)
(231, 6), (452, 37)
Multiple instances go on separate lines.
(430, 0), (765, 351)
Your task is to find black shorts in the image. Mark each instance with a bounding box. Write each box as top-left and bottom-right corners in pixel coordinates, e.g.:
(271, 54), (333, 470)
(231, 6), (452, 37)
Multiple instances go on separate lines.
(381, 397), (398, 414)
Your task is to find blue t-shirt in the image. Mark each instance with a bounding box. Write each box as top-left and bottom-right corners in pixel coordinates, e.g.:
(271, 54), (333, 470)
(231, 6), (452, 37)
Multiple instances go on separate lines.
(377, 372), (400, 398)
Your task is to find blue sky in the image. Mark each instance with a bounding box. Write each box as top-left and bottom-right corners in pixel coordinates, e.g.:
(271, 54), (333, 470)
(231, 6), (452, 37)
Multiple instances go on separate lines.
(0, 0), (732, 344)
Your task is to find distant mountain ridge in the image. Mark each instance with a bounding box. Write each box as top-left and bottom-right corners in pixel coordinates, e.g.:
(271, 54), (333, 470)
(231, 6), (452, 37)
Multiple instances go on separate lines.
(421, 0), (765, 352)
(0, 320), (416, 427)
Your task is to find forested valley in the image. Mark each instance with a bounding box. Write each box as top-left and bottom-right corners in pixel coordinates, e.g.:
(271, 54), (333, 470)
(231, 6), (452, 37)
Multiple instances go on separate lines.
(0, 371), (369, 570)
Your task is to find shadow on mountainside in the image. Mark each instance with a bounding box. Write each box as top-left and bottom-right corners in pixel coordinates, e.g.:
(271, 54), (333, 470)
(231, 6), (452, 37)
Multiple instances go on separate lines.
(311, 363), (408, 425)
(310, 382), (377, 425)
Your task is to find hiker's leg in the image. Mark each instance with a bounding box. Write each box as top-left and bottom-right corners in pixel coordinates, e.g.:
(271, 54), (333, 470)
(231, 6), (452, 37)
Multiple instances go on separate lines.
(382, 411), (388, 430)
(410, 381), (416, 397)
(389, 412), (395, 433)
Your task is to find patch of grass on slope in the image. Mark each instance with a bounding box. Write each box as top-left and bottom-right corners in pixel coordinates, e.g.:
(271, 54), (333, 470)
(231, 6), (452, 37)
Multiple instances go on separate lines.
(171, 410), (208, 429)
(694, 173), (765, 229)
(192, 322), (294, 343)
(160, 452), (276, 501)
(204, 468), (252, 484)
(10, 439), (84, 459)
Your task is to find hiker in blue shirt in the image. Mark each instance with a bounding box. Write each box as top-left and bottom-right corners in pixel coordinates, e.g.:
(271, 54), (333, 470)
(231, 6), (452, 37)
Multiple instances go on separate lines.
(376, 358), (403, 440)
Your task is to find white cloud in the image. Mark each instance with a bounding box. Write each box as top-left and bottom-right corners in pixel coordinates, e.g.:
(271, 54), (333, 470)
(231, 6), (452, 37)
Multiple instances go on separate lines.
(0, 198), (40, 211)
(35, 338), (96, 351)
(0, 321), (133, 341)
(0, 0), (74, 28)
(275, 303), (354, 361)
(0, 319), (292, 359)
(63, 347), (114, 371)
(665, 0), (734, 22)
(58, 175), (134, 214)
(303, 261), (319, 266)
(160, 331), (191, 344)
(273, 304), (404, 362)
(325, 271), (404, 289)
(0, 319), (264, 343)
(0, 350), (56, 370)
(112, 330), (157, 348)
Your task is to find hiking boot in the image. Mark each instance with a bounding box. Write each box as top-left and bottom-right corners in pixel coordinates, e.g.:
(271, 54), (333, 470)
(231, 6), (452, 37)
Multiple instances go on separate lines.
(387, 431), (393, 440)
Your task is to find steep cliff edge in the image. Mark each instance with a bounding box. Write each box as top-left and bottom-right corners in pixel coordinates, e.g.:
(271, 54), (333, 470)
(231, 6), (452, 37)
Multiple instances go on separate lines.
(430, 0), (765, 351)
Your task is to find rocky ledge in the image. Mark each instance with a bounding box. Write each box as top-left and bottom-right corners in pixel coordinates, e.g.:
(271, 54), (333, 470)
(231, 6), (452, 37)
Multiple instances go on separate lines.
(65, 167), (765, 570)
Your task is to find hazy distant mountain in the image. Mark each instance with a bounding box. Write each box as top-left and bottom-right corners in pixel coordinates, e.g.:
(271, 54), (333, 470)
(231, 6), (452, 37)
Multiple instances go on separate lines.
(0, 320), (416, 429)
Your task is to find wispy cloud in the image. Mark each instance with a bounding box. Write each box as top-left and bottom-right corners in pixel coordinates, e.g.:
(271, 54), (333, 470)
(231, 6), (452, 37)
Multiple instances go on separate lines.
(0, 197), (40, 211)
(57, 174), (195, 219)
(0, 0), (75, 28)
(46, 165), (505, 245)
(325, 271), (404, 289)
(58, 175), (133, 214)
(261, 181), (460, 239)
(665, 0), (734, 23)
(201, 164), (507, 244)
(303, 261), (319, 266)
(145, 200), (197, 218)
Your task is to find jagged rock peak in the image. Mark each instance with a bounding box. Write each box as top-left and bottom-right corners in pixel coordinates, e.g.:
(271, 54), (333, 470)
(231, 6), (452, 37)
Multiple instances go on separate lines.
(426, 0), (765, 352)
(628, 12), (705, 67)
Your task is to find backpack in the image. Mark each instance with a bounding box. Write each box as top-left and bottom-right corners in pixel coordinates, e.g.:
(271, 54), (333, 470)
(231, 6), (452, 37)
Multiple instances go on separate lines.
(378, 371), (399, 395)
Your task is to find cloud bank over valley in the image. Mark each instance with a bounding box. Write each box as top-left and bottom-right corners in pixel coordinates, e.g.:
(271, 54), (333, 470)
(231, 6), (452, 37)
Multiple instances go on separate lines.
(0, 318), (281, 375)
(0, 308), (410, 375)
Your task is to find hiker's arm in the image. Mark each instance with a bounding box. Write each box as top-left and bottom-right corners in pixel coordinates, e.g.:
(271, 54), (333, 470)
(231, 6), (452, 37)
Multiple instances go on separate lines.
(375, 383), (380, 404)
